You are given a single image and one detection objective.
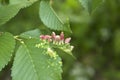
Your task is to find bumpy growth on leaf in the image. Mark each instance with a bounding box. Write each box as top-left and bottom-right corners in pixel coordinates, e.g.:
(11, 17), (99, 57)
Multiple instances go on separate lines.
(40, 32), (74, 56)
(12, 31), (74, 80)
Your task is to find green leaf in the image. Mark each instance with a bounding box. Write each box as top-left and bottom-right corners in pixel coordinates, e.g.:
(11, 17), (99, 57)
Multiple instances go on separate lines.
(10, 0), (37, 4)
(9, 0), (38, 6)
(0, 0), (38, 26)
(52, 44), (75, 59)
(79, 0), (104, 14)
(0, 32), (15, 71)
(0, 4), (21, 25)
(20, 29), (41, 39)
(39, 0), (71, 32)
(12, 39), (62, 80)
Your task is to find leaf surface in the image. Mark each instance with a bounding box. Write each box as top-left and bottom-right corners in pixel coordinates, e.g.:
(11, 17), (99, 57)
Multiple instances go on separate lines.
(0, 0), (38, 26)
(0, 32), (15, 71)
(20, 29), (41, 39)
(39, 0), (71, 32)
(12, 39), (62, 80)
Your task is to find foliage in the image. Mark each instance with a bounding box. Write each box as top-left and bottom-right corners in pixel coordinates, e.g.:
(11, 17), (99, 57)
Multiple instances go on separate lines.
(0, 0), (120, 80)
(0, 0), (74, 80)
(40, 0), (71, 32)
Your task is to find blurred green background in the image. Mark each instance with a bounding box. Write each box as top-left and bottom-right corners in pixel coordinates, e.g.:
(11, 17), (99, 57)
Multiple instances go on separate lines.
(0, 0), (120, 80)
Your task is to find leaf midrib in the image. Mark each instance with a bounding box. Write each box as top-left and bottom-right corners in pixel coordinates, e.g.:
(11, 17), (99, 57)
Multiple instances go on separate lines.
(23, 44), (39, 80)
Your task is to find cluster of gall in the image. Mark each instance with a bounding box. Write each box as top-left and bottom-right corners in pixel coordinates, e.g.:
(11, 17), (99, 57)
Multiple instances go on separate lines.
(40, 32), (71, 44)
(40, 32), (74, 52)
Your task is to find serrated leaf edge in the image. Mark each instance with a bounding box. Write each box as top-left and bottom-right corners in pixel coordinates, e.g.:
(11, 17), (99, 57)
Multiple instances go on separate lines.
(0, 32), (16, 71)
